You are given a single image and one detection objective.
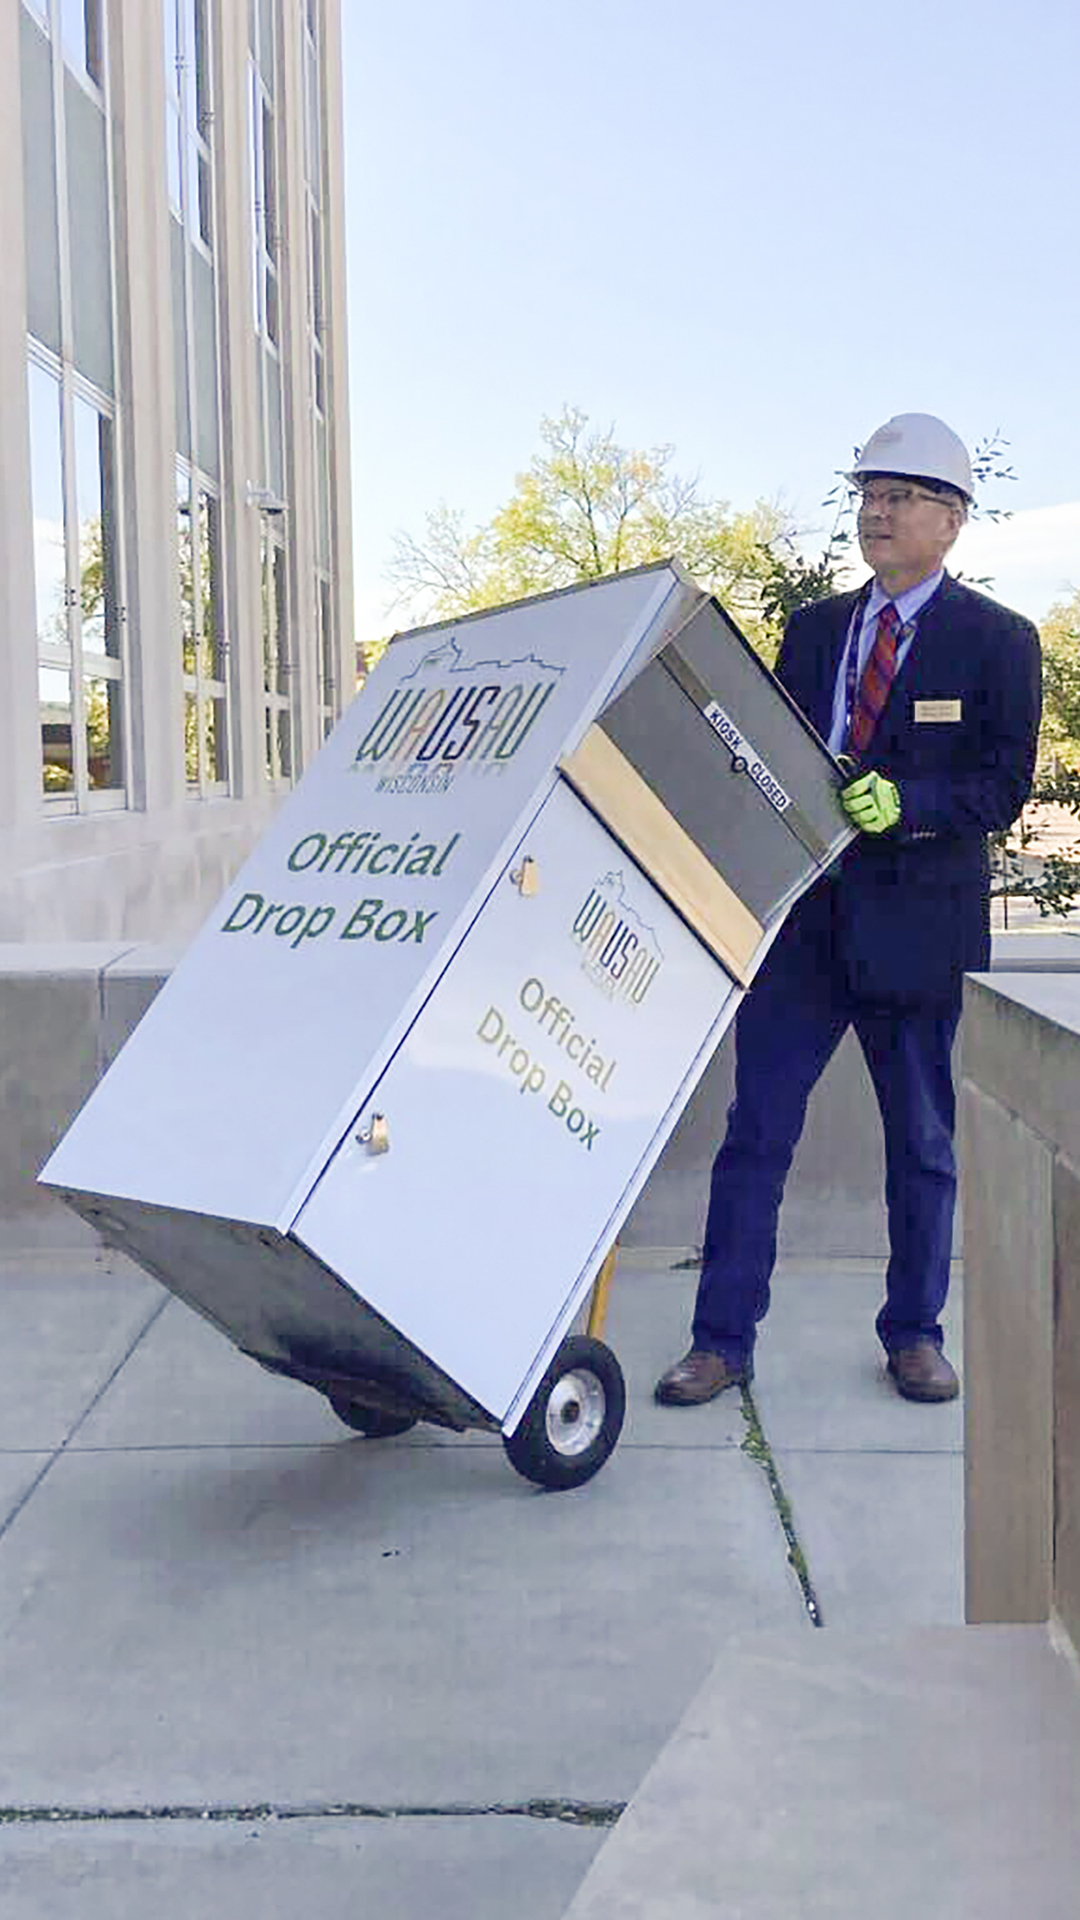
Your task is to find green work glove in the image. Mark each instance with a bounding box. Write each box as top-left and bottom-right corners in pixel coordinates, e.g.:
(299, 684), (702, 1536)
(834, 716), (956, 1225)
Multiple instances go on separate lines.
(841, 770), (901, 834)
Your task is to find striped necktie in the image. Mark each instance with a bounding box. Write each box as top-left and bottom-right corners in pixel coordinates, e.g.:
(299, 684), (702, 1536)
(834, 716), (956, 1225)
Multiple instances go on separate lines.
(846, 601), (900, 756)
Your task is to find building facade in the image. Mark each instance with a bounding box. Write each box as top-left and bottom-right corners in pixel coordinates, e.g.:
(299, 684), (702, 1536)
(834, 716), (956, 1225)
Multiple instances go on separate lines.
(0, 0), (353, 940)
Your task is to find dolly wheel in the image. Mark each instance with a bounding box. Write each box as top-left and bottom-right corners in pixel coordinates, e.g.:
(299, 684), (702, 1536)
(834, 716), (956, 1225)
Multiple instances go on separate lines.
(503, 1335), (625, 1490)
(327, 1391), (418, 1438)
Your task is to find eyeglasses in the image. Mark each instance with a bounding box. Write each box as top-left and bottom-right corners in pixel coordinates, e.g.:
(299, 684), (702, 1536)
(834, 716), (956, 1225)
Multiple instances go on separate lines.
(856, 484), (952, 514)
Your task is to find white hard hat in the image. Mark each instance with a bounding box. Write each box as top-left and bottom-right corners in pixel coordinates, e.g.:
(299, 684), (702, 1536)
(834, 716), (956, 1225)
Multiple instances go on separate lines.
(849, 412), (973, 502)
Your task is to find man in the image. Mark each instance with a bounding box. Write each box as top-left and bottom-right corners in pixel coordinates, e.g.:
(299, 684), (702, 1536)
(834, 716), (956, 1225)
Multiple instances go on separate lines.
(655, 412), (1042, 1408)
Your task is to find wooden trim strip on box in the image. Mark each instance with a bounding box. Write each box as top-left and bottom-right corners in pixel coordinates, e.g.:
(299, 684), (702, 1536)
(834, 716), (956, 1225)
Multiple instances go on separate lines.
(559, 726), (763, 985)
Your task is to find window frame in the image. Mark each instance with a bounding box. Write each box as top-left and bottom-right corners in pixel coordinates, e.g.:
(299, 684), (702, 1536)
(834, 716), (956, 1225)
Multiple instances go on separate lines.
(261, 522), (293, 785)
(177, 457), (230, 797)
(56, 0), (106, 102)
(164, 0), (214, 258)
(249, 52), (280, 353)
(24, 0), (129, 815)
(249, 6), (296, 785)
(166, 0), (233, 800)
(316, 569), (335, 740)
(29, 341), (130, 813)
(302, 0), (339, 739)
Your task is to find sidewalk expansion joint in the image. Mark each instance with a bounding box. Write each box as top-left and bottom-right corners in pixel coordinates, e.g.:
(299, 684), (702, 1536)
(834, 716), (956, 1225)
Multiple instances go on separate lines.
(740, 1384), (824, 1628)
(0, 1798), (625, 1830)
(0, 1293), (170, 1550)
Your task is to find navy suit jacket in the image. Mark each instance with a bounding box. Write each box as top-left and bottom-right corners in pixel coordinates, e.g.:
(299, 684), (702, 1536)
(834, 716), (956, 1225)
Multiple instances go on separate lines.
(775, 574), (1042, 1007)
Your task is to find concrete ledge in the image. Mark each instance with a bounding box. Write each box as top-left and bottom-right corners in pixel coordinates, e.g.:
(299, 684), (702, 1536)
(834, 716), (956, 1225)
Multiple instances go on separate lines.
(0, 942), (181, 1248)
(0, 800), (274, 943)
(961, 971), (1080, 1649)
(4, 929), (1080, 1256)
(562, 1625), (1080, 1919)
(961, 1077), (1054, 1621)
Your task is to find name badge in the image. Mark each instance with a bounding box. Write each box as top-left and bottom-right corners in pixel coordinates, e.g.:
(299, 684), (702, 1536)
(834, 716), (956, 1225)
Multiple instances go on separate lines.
(914, 699), (962, 724)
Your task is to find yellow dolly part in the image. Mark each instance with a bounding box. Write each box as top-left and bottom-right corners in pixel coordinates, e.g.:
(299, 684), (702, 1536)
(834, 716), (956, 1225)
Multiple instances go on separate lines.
(586, 1243), (618, 1341)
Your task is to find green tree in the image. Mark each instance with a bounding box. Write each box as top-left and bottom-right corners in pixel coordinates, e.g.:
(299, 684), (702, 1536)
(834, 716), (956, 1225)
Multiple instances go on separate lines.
(1037, 590), (1080, 767)
(990, 590), (1080, 919)
(387, 406), (791, 654)
(41, 514), (119, 792)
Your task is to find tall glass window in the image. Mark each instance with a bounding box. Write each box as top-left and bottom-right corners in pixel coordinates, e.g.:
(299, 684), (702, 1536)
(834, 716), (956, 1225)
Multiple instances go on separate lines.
(60, 0), (104, 88)
(23, 1), (127, 810)
(30, 358), (70, 795)
(316, 571), (334, 739)
(29, 350), (124, 803)
(177, 461), (228, 792)
(249, 44), (279, 348)
(21, 2), (104, 86)
(166, 0), (229, 795)
(302, 3), (325, 437)
(250, 5), (294, 782)
(303, 0), (337, 737)
(262, 528), (291, 783)
(165, 0), (212, 250)
(163, 0), (183, 214)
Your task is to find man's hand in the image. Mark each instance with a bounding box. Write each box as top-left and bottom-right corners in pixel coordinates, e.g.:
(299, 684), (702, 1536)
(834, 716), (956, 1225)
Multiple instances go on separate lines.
(841, 770), (901, 834)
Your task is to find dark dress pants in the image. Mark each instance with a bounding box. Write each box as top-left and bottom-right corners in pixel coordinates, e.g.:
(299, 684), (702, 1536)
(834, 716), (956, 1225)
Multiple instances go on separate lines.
(691, 906), (960, 1365)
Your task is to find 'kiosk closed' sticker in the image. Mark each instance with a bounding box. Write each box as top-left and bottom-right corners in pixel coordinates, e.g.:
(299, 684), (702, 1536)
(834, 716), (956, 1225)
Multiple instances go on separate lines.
(702, 702), (792, 815)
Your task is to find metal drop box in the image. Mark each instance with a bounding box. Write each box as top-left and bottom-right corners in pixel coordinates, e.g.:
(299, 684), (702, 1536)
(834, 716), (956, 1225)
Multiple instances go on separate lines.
(42, 562), (851, 1487)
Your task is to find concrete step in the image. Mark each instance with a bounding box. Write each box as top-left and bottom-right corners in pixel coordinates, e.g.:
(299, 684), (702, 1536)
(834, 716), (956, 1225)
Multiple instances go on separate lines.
(562, 1622), (1080, 1918)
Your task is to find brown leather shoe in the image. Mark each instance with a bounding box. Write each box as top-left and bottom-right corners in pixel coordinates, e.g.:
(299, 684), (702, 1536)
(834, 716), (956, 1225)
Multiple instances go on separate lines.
(654, 1348), (750, 1406)
(887, 1342), (960, 1403)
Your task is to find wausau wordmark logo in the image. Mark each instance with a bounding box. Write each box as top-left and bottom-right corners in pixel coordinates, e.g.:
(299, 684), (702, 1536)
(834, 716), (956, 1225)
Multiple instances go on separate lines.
(571, 870), (663, 1007)
(352, 636), (565, 793)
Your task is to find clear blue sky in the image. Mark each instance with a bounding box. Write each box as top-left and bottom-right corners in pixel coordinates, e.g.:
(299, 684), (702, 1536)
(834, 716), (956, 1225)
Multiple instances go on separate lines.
(341, 0), (1079, 638)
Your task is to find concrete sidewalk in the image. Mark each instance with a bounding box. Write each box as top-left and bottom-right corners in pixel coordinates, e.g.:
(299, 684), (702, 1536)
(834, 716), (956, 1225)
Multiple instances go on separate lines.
(0, 1245), (962, 1917)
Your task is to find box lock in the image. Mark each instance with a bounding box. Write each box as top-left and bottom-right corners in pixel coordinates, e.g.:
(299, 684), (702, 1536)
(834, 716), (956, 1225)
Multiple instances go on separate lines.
(510, 856), (539, 896)
(357, 1113), (390, 1155)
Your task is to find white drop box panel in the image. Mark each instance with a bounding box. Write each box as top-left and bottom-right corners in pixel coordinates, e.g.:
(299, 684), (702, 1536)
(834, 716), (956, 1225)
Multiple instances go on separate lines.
(42, 565), (693, 1229)
(293, 780), (736, 1423)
